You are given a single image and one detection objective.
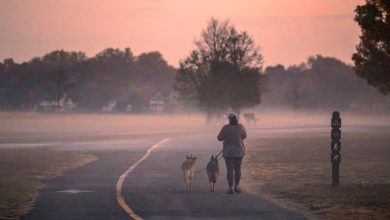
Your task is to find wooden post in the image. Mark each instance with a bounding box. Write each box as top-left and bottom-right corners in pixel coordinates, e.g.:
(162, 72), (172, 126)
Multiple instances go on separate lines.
(331, 111), (341, 186)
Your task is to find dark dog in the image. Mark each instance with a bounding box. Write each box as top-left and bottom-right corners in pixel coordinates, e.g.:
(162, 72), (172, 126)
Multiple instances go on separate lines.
(206, 155), (219, 192)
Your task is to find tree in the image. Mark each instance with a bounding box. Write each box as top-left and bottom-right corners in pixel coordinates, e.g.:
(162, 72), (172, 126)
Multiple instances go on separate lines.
(352, 0), (390, 94)
(41, 50), (86, 112)
(265, 64), (285, 75)
(136, 51), (176, 91)
(175, 18), (264, 119)
(53, 70), (68, 112)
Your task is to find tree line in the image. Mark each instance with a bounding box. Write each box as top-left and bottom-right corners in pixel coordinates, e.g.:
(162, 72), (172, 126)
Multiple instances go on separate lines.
(1, 49), (387, 113)
(0, 48), (176, 112)
(263, 55), (389, 111)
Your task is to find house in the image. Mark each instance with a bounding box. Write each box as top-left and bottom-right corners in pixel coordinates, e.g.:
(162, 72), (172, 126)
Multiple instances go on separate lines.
(37, 100), (54, 111)
(102, 100), (116, 112)
(36, 93), (77, 112)
(62, 97), (77, 111)
(149, 92), (166, 113)
(126, 104), (133, 112)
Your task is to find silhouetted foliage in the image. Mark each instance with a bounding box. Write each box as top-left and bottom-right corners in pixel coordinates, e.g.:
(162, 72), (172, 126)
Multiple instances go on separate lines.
(353, 0), (390, 94)
(175, 18), (264, 118)
(0, 48), (175, 111)
(263, 55), (389, 110)
(1, 48), (387, 113)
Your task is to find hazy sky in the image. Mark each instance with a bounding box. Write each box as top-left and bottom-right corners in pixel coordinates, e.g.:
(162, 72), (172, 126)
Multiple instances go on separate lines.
(0, 0), (364, 67)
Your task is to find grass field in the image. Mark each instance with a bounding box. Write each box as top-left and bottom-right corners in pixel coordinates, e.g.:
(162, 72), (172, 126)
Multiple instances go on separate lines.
(0, 148), (96, 219)
(244, 130), (390, 220)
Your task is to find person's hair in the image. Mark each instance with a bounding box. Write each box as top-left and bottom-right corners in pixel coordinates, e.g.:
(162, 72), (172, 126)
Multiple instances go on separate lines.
(229, 115), (238, 125)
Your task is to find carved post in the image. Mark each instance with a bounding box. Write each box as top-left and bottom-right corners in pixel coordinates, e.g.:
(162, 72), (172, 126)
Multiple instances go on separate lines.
(331, 111), (341, 186)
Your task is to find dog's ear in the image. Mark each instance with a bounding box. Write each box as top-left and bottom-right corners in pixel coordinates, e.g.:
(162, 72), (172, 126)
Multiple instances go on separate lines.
(186, 155), (190, 159)
(192, 156), (197, 160)
(211, 155), (215, 160)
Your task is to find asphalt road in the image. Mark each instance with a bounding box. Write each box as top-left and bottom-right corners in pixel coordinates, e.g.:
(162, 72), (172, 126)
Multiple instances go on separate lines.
(21, 132), (308, 220)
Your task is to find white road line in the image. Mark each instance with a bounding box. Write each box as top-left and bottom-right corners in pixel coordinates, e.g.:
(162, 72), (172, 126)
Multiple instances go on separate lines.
(115, 138), (170, 220)
(0, 143), (59, 148)
(55, 189), (94, 194)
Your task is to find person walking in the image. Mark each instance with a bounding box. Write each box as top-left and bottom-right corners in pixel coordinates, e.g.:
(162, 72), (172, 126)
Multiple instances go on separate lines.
(217, 113), (247, 194)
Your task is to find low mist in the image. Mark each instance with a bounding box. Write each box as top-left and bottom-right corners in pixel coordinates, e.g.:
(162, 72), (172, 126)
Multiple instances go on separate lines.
(1, 110), (389, 145)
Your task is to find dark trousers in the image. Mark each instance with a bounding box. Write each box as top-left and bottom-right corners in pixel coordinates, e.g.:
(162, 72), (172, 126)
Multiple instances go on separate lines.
(224, 157), (243, 187)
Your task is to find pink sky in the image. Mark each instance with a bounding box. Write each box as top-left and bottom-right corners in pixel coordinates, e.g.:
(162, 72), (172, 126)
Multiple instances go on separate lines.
(0, 0), (364, 67)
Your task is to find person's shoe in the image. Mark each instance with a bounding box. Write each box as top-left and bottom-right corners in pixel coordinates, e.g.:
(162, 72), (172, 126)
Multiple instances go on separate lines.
(226, 187), (234, 194)
(234, 186), (241, 193)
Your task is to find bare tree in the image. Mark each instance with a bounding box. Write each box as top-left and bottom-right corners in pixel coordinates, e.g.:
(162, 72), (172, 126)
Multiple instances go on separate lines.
(175, 18), (264, 119)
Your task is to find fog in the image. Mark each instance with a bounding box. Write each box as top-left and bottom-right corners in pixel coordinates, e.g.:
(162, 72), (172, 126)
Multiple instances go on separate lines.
(1, 110), (388, 147)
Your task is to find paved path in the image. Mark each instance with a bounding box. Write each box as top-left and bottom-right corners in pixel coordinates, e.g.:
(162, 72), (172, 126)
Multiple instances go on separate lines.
(21, 133), (308, 220)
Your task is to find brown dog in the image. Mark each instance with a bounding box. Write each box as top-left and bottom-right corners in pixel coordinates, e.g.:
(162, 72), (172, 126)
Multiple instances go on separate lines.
(181, 155), (197, 192)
